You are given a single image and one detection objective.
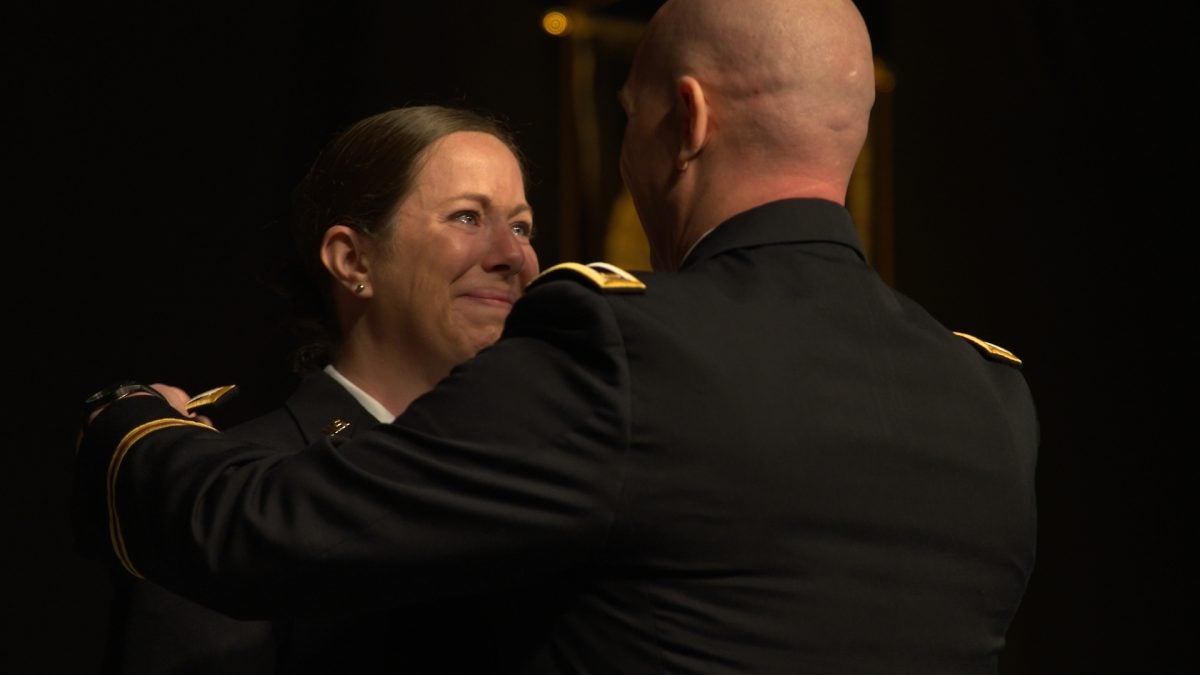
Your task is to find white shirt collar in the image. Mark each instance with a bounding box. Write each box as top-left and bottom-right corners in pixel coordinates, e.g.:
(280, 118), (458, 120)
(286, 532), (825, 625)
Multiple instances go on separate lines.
(681, 227), (716, 266)
(323, 364), (395, 423)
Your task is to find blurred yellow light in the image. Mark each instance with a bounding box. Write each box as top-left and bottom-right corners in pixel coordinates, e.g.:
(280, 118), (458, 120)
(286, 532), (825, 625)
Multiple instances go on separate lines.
(542, 10), (570, 37)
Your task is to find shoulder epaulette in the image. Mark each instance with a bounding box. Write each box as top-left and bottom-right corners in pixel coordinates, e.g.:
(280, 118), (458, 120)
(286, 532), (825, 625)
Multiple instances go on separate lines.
(528, 262), (646, 293)
(184, 384), (239, 413)
(953, 331), (1022, 368)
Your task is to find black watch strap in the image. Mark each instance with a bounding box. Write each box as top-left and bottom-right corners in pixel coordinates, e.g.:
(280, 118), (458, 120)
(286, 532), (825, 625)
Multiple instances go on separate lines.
(81, 381), (166, 425)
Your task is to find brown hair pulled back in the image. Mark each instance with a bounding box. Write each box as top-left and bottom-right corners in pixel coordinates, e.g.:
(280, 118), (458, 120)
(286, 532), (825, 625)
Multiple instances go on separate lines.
(287, 105), (526, 372)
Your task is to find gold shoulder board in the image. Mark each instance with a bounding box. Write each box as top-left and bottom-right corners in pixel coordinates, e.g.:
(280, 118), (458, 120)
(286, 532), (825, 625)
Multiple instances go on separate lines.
(528, 262), (646, 293)
(184, 384), (239, 412)
(953, 331), (1022, 368)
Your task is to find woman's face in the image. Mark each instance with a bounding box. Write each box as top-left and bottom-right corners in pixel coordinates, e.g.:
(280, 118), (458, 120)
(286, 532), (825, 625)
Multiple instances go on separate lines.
(369, 131), (539, 375)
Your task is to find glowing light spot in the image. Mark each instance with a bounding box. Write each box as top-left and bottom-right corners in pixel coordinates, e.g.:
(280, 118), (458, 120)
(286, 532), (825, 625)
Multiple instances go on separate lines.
(542, 10), (570, 37)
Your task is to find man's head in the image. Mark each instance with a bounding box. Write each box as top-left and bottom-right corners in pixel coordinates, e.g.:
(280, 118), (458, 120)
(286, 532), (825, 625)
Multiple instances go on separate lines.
(619, 0), (876, 271)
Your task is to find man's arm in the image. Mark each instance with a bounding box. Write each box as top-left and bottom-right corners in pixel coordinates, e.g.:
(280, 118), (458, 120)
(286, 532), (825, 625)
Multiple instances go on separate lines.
(73, 280), (631, 619)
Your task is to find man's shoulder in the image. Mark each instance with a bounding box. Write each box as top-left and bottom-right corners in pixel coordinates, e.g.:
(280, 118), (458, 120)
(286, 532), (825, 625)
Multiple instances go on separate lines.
(501, 262), (657, 345)
(516, 260), (718, 332)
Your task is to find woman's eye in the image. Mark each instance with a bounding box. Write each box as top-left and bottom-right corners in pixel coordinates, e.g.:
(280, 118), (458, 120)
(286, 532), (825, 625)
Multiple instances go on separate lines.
(511, 222), (534, 239)
(453, 211), (480, 226)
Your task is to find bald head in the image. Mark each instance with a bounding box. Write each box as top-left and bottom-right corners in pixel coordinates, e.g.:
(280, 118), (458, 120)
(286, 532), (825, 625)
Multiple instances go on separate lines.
(619, 0), (877, 270)
(633, 0), (875, 191)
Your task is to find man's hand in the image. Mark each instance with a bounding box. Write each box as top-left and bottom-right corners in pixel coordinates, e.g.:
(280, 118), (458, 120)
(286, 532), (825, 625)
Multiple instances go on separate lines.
(76, 380), (237, 454)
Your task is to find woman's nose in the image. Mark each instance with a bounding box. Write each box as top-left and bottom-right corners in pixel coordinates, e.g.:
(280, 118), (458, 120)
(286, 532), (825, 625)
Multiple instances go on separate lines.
(482, 223), (528, 276)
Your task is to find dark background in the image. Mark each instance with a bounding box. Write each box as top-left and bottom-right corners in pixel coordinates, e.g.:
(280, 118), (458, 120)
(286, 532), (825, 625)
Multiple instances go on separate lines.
(5, 1), (1193, 673)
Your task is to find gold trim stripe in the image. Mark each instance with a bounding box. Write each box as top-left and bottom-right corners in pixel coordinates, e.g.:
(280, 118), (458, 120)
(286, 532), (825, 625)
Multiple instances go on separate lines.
(107, 418), (215, 578)
(531, 261), (646, 292)
(952, 331), (1022, 366)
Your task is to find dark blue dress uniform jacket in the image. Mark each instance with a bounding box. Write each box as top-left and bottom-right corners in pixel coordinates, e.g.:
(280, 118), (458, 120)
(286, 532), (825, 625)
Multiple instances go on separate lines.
(76, 198), (1039, 674)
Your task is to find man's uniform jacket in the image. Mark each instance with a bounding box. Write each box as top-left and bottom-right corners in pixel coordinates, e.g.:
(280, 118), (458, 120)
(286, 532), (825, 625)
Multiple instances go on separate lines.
(76, 199), (1039, 674)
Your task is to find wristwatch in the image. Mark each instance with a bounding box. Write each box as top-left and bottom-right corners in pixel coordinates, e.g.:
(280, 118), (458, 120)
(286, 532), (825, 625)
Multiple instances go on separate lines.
(81, 380), (166, 425)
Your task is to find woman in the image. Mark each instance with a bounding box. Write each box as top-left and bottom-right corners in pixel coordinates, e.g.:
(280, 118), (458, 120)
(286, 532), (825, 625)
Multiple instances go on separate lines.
(106, 105), (539, 674)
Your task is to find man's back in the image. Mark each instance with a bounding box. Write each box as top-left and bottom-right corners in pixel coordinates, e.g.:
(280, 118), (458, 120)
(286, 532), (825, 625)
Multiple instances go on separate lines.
(510, 199), (1036, 672)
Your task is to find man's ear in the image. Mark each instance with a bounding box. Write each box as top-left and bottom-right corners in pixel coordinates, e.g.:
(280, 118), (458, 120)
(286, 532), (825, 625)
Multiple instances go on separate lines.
(320, 225), (372, 297)
(676, 75), (709, 171)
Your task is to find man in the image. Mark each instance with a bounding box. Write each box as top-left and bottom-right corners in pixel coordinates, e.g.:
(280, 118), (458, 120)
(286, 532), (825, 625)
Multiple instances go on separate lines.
(75, 0), (1038, 672)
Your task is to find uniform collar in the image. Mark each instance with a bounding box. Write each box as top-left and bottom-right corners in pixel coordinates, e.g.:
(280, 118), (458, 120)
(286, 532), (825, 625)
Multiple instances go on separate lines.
(285, 369), (384, 445)
(681, 198), (866, 269)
